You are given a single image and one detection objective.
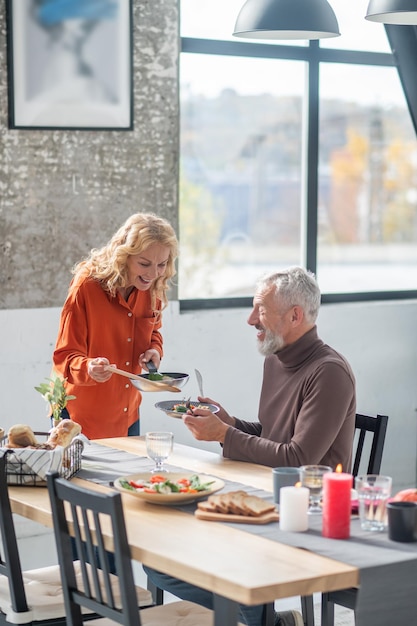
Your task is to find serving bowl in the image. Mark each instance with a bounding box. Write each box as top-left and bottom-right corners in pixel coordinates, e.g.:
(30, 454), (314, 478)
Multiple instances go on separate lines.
(138, 372), (189, 389)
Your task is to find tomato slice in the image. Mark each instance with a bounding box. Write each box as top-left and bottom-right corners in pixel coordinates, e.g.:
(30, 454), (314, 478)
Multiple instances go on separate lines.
(177, 478), (191, 487)
(150, 475), (167, 483)
(130, 480), (146, 488)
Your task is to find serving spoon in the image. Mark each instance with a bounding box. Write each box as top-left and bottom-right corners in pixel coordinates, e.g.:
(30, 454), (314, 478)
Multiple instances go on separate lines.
(106, 365), (181, 393)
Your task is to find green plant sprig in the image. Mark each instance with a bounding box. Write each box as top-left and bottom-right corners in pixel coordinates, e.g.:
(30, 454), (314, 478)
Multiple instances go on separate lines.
(35, 374), (76, 421)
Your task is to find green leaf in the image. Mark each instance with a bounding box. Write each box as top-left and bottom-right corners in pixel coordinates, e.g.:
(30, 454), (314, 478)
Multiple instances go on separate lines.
(34, 374), (76, 419)
(118, 479), (136, 492)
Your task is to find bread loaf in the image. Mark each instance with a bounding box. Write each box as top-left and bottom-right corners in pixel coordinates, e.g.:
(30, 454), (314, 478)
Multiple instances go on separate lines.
(6, 424), (39, 448)
(47, 419), (81, 448)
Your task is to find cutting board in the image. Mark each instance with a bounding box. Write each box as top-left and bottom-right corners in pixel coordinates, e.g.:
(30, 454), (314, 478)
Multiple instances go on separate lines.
(194, 508), (279, 524)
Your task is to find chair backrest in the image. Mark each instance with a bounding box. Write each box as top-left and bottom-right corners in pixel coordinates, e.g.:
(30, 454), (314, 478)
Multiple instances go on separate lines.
(46, 471), (141, 626)
(352, 413), (388, 477)
(0, 449), (30, 616)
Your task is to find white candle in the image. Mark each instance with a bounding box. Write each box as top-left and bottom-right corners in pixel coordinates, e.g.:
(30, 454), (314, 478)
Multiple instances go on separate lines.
(279, 485), (309, 532)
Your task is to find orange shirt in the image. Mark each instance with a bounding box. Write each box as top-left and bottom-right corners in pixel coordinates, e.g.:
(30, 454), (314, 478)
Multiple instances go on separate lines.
(53, 275), (163, 439)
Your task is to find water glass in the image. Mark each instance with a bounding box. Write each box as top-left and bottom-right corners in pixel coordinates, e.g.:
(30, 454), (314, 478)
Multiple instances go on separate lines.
(356, 474), (392, 531)
(299, 465), (332, 514)
(145, 431), (174, 473)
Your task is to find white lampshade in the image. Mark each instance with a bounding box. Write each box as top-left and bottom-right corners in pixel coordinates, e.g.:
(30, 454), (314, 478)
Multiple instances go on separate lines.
(233, 0), (340, 40)
(366, 0), (417, 24)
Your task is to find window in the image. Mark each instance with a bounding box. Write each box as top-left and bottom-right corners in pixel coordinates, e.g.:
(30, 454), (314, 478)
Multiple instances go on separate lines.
(318, 62), (417, 293)
(179, 1), (417, 304)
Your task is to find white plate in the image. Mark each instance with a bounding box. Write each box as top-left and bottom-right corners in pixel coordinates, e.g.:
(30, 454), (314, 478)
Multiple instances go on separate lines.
(155, 400), (220, 419)
(114, 471), (225, 505)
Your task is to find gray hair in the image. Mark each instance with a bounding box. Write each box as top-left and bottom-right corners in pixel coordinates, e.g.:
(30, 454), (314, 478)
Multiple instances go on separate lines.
(257, 266), (321, 324)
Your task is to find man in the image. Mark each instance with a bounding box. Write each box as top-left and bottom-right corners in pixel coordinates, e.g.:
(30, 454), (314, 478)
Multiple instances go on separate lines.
(145, 267), (356, 626)
(184, 266), (356, 471)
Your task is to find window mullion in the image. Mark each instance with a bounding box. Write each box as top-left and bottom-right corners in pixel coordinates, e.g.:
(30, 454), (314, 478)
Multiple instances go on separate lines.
(302, 41), (319, 275)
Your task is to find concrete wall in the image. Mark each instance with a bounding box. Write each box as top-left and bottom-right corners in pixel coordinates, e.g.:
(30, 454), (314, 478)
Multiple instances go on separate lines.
(0, 0), (179, 308)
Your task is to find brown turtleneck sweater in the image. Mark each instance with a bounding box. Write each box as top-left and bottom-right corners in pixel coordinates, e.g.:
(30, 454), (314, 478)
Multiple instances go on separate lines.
(222, 326), (356, 471)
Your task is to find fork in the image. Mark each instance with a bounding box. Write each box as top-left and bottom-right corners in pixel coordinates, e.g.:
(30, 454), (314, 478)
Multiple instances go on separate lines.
(185, 396), (192, 409)
(195, 369), (204, 397)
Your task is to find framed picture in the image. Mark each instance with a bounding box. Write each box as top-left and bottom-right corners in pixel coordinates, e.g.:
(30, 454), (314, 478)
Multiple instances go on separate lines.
(6, 0), (133, 130)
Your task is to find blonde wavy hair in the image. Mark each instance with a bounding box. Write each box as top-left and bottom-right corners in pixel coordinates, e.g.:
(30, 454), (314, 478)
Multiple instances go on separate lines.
(72, 213), (178, 310)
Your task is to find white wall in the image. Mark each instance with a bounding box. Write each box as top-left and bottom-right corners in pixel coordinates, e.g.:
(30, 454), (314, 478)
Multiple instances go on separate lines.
(1, 299), (416, 495)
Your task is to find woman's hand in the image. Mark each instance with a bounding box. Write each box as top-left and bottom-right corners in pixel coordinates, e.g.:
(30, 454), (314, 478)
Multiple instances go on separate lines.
(88, 357), (112, 383)
(139, 349), (161, 371)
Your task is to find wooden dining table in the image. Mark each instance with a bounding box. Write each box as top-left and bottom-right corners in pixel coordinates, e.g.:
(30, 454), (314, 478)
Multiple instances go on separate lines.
(7, 435), (362, 626)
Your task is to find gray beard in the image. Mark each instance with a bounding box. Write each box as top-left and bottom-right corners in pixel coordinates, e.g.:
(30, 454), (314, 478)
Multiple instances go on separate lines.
(257, 328), (285, 356)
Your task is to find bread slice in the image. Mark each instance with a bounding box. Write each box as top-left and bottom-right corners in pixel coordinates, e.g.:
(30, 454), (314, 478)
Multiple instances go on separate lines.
(240, 495), (276, 517)
(196, 501), (218, 513)
(202, 490), (276, 517)
(207, 493), (229, 513)
(228, 490), (250, 515)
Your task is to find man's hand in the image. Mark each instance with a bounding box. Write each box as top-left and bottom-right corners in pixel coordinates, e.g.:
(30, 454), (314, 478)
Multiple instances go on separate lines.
(182, 409), (230, 443)
(196, 397), (236, 427)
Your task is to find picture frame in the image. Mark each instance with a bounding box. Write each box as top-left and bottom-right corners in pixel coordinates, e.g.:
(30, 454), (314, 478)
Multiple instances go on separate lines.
(6, 0), (133, 130)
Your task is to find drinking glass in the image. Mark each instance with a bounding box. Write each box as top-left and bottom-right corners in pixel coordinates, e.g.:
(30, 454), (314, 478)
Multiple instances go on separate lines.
(145, 431), (174, 473)
(300, 465), (332, 514)
(272, 467), (300, 508)
(356, 474), (392, 531)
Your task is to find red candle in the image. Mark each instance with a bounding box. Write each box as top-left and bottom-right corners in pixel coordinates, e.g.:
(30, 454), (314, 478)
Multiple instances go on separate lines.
(322, 465), (352, 539)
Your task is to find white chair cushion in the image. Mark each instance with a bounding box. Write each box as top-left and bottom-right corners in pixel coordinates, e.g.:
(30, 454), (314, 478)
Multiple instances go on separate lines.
(0, 562), (153, 624)
(141, 601), (246, 626)
(141, 601), (214, 625)
(70, 600), (244, 626)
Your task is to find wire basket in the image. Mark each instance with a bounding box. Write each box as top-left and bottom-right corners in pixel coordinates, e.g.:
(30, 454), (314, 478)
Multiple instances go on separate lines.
(1, 431), (83, 486)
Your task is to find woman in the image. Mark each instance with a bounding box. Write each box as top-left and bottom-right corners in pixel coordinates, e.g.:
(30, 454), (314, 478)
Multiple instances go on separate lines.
(52, 212), (178, 439)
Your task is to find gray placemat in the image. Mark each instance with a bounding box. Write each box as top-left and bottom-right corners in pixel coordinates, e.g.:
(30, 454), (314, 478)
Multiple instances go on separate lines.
(78, 441), (150, 484)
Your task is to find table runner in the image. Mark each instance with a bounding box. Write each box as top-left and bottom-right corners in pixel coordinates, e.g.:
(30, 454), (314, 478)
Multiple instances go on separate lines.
(79, 443), (417, 626)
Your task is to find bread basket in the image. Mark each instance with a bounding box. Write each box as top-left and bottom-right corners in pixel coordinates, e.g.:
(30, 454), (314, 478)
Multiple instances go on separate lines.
(0, 431), (83, 486)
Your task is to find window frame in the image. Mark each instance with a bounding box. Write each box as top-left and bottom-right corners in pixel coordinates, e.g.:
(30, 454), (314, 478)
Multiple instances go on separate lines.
(180, 34), (417, 311)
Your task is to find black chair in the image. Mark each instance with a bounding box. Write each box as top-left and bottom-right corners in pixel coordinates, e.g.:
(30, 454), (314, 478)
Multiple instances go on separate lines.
(301, 412), (389, 626)
(351, 413), (388, 477)
(0, 448), (153, 626)
(0, 447), (71, 626)
(46, 471), (217, 626)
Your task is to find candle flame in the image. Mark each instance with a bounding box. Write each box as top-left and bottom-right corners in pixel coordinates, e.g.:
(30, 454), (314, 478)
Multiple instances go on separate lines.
(295, 481), (302, 488)
(336, 464), (343, 473)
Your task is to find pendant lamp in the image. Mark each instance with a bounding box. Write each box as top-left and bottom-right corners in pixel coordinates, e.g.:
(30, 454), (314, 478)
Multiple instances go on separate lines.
(233, 0), (340, 40)
(366, 0), (417, 23)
